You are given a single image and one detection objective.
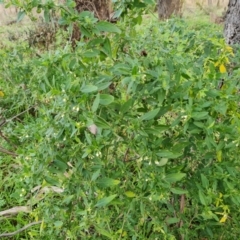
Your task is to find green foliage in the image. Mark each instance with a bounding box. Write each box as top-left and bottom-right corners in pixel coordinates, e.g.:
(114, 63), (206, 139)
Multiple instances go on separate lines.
(1, 3), (240, 240)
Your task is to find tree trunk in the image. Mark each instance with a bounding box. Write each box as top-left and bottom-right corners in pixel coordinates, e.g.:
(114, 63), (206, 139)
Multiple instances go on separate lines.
(157, 0), (183, 20)
(224, 0), (240, 44)
(72, 0), (111, 48)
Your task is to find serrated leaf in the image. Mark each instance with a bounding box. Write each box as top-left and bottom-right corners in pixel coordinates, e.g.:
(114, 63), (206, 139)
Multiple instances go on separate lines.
(170, 188), (188, 195)
(140, 108), (160, 121)
(99, 94), (114, 105)
(125, 191), (136, 198)
(96, 21), (121, 33)
(97, 178), (120, 188)
(81, 85), (98, 93)
(95, 194), (117, 207)
(164, 173), (186, 183)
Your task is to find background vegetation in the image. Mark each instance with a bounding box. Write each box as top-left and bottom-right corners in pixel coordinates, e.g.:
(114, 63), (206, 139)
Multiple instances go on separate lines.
(0, 0), (240, 239)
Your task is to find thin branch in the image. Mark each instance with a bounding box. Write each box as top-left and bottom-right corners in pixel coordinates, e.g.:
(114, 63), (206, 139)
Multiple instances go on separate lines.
(0, 145), (18, 157)
(0, 221), (42, 238)
(0, 131), (17, 149)
(0, 105), (37, 129)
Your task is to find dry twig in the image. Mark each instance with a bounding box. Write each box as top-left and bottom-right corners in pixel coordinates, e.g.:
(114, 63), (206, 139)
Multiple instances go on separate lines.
(0, 221), (42, 238)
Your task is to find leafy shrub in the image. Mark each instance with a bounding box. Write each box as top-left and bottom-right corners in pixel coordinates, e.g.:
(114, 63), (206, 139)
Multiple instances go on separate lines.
(1, 7), (240, 240)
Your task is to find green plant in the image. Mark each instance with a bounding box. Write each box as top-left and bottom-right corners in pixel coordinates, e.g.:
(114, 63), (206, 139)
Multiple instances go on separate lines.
(1, 2), (240, 239)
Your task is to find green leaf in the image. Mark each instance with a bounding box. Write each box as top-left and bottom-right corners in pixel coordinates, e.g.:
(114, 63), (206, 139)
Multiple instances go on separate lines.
(96, 21), (121, 33)
(63, 195), (74, 205)
(156, 158), (168, 166)
(140, 108), (160, 121)
(193, 121), (205, 128)
(94, 225), (112, 239)
(96, 82), (112, 91)
(81, 85), (98, 93)
(44, 9), (50, 22)
(94, 117), (110, 129)
(144, 125), (168, 134)
(125, 191), (136, 198)
(17, 11), (25, 22)
(82, 50), (100, 58)
(52, 159), (68, 172)
(102, 37), (112, 58)
(95, 194), (117, 207)
(170, 188), (188, 195)
(166, 217), (180, 224)
(92, 93), (100, 112)
(201, 174), (209, 189)
(156, 150), (182, 159)
(192, 111), (209, 120)
(54, 221), (63, 228)
(121, 99), (134, 113)
(97, 178), (120, 188)
(91, 169), (101, 181)
(80, 26), (92, 37)
(198, 190), (207, 206)
(164, 173), (186, 183)
(99, 94), (114, 105)
(44, 176), (59, 186)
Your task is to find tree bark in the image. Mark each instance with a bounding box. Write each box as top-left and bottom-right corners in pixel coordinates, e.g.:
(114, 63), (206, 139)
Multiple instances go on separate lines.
(224, 0), (240, 44)
(157, 0), (183, 20)
(72, 0), (111, 48)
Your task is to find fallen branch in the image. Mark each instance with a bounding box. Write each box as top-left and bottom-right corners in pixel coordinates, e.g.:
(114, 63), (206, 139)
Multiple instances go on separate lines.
(0, 206), (30, 217)
(0, 221), (42, 238)
(0, 105), (37, 129)
(0, 145), (18, 157)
